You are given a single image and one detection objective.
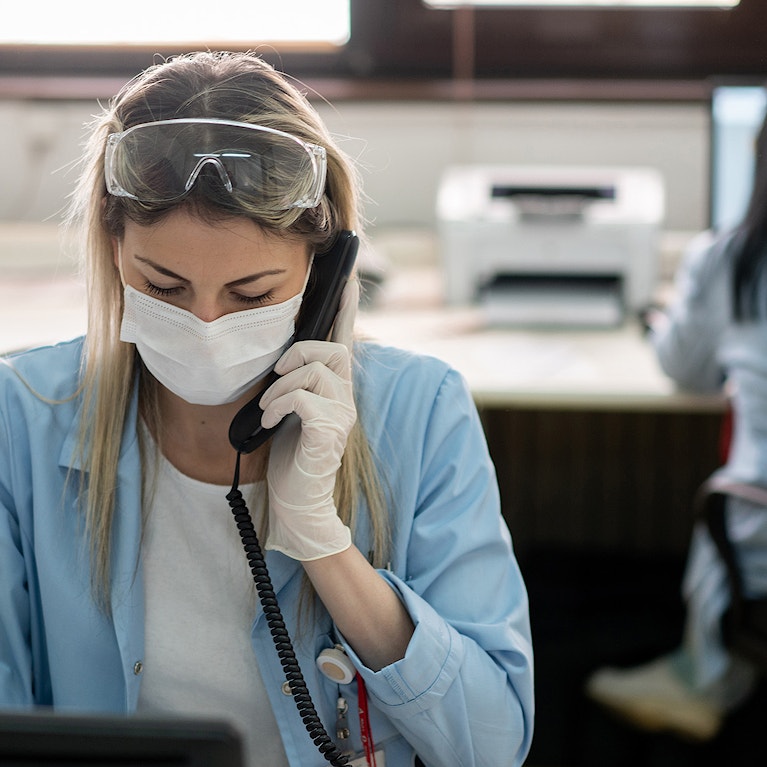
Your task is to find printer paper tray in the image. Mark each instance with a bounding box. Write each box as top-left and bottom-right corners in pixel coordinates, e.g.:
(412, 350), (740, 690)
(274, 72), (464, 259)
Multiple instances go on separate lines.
(479, 276), (623, 328)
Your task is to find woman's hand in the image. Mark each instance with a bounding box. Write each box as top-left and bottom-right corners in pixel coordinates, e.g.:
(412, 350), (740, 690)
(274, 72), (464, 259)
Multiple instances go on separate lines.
(262, 277), (415, 670)
(260, 278), (359, 561)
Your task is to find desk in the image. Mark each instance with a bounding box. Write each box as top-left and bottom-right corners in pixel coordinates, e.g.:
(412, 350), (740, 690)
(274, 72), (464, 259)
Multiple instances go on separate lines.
(358, 265), (724, 414)
(359, 308), (723, 414)
(359, 268), (725, 555)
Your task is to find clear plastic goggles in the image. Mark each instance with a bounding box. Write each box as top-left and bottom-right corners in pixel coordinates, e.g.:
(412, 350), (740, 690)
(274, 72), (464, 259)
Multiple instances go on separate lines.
(105, 118), (327, 209)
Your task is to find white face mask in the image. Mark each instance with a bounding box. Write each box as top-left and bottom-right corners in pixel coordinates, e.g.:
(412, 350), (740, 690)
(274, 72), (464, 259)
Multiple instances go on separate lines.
(119, 284), (305, 406)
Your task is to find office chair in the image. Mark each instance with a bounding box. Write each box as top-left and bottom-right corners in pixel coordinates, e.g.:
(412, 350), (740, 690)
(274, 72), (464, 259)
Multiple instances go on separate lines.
(698, 476), (767, 673)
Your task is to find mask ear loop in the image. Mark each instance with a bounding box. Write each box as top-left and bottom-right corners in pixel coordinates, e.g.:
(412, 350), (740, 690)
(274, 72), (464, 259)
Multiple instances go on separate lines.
(301, 252), (315, 295)
(116, 241), (127, 288)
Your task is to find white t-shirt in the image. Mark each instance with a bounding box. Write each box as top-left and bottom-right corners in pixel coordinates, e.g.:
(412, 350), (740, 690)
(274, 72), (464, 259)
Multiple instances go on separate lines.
(136, 451), (289, 767)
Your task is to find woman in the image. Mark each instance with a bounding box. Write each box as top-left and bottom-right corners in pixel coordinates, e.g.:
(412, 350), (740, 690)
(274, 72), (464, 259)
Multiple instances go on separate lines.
(0, 52), (533, 766)
(586, 113), (767, 742)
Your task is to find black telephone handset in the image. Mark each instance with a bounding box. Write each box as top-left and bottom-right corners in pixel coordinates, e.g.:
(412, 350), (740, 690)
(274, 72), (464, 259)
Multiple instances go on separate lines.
(228, 230), (359, 455)
(226, 231), (358, 766)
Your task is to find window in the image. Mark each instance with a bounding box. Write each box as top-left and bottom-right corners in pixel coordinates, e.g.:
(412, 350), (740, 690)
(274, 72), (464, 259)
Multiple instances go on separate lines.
(424, 0), (738, 6)
(1, 0), (350, 47)
(0, 0), (765, 96)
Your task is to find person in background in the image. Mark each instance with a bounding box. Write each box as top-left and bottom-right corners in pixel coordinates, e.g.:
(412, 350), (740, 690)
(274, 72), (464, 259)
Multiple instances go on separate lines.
(0, 51), (533, 767)
(585, 112), (767, 742)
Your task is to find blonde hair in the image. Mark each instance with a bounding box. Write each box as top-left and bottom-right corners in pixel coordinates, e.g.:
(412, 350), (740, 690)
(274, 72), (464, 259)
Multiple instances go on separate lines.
(67, 51), (389, 607)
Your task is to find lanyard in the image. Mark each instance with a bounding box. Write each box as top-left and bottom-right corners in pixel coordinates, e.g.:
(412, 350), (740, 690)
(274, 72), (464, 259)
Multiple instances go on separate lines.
(322, 646), (377, 767)
(356, 673), (377, 767)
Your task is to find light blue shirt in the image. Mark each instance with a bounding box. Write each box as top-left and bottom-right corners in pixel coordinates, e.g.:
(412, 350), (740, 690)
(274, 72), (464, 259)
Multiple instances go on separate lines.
(0, 338), (534, 767)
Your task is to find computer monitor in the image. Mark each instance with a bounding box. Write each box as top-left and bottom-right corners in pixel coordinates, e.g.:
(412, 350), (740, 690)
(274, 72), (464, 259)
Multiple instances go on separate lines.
(709, 83), (767, 233)
(0, 710), (244, 767)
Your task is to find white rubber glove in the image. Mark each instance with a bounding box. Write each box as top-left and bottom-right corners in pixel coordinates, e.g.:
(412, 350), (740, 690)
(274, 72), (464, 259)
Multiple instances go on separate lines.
(260, 278), (359, 561)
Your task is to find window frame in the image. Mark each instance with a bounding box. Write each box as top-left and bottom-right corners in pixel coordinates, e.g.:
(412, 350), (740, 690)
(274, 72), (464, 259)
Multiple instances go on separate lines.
(0, 0), (764, 101)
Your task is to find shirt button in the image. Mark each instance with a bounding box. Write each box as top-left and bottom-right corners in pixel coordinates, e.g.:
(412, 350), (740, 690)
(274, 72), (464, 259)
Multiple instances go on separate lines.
(281, 681), (293, 696)
(133, 661), (144, 676)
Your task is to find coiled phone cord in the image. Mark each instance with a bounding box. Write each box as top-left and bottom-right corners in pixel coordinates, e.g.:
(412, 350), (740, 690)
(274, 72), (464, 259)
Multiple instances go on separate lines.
(226, 451), (349, 767)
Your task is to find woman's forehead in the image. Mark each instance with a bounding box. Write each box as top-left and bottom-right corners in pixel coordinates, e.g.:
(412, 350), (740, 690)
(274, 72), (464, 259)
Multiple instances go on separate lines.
(121, 213), (311, 272)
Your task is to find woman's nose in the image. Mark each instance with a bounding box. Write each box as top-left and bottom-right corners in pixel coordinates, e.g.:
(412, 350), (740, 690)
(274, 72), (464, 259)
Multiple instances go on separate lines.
(189, 296), (228, 323)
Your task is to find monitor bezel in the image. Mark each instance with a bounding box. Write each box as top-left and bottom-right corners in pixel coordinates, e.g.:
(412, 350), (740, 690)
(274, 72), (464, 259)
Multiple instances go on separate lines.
(0, 710), (244, 766)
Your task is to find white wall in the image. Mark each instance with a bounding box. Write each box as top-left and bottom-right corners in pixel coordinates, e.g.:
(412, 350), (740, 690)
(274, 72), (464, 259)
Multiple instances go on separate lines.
(0, 96), (708, 237)
(317, 100), (709, 234)
(0, 100), (93, 223)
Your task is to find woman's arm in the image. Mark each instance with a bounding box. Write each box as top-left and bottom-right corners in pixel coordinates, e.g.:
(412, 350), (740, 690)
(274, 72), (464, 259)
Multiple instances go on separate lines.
(303, 546), (414, 671)
(651, 231), (732, 392)
(340, 365), (534, 767)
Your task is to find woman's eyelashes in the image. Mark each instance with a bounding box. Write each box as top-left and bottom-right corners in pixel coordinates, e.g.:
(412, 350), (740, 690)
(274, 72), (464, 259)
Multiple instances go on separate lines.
(233, 290), (275, 306)
(142, 280), (275, 307)
(143, 280), (180, 298)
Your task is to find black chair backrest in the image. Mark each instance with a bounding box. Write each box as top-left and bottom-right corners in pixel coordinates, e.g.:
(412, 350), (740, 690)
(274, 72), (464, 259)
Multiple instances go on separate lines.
(697, 477), (767, 673)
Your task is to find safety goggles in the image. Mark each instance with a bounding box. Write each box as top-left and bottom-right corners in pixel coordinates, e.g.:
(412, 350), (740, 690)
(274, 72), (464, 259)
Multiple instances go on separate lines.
(104, 118), (327, 209)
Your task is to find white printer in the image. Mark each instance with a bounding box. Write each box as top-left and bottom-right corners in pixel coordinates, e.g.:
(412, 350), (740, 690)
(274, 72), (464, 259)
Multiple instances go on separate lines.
(437, 165), (665, 326)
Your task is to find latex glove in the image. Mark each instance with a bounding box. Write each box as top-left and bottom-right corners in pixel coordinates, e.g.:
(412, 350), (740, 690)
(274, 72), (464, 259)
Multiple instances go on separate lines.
(260, 278), (359, 561)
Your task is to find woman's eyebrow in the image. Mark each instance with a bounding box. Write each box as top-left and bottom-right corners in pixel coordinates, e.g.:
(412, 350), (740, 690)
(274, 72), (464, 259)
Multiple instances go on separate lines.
(134, 256), (286, 287)
(135, 256), (190, 282)
(226, 269), (286, 289)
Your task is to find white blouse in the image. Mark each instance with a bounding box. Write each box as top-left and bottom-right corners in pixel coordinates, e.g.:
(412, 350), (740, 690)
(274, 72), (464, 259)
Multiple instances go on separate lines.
(136, 450), (289, 767)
